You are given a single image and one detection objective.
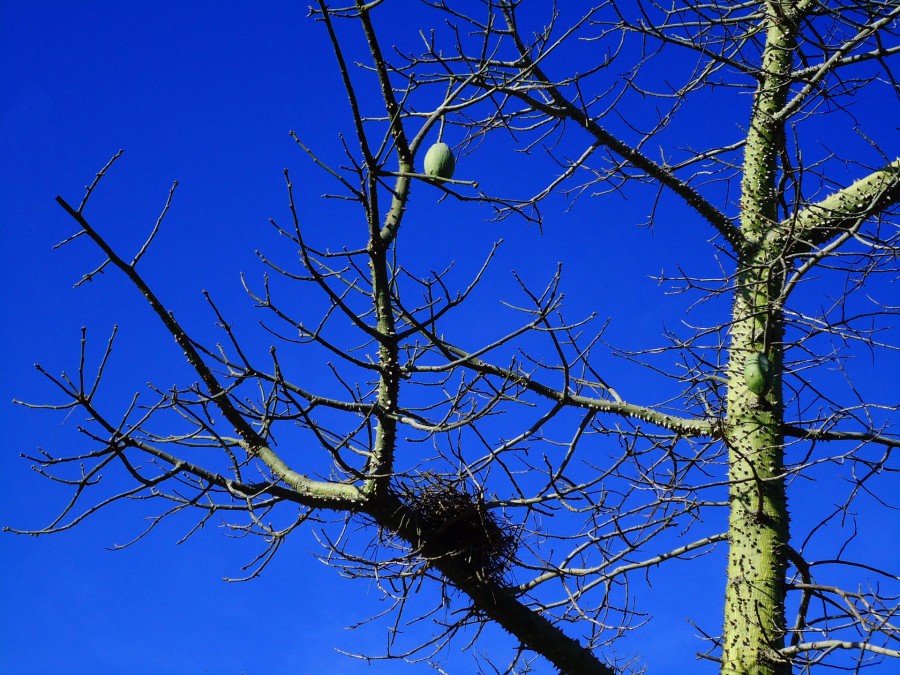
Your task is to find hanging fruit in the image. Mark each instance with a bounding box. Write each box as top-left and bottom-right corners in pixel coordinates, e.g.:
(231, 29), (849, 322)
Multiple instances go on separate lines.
(423, 142), (455, 181)
(743, 352), (774, 395)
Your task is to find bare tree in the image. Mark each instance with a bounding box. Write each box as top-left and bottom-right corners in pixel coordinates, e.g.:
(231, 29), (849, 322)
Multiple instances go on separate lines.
(10, 1), (900, 673)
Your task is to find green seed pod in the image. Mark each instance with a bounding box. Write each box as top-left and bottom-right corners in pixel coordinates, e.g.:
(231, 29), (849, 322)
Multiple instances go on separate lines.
(743, 352), (774, 395)
(423, 142), (455, 181)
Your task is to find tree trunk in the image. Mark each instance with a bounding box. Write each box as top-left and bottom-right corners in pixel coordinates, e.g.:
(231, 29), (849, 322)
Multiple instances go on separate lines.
(722, 3), (797, 673)
(722, 259), (790, 675)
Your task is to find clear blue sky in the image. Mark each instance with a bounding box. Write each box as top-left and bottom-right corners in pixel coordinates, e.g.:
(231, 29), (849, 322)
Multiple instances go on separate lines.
(2, 2), (897, 674)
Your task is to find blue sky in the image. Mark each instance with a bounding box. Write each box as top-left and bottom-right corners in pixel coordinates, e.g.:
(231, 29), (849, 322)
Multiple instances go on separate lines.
(2, 2), (898, 674)
(1, 6), (428, 673)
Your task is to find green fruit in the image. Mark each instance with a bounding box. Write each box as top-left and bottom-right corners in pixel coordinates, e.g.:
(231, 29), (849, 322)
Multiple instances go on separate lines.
(423, 142), (455, 181)
(743, 352), (774, 395)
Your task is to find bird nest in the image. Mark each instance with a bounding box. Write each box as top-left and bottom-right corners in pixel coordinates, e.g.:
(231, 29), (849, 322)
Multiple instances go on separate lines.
(398, 474), (516, 584)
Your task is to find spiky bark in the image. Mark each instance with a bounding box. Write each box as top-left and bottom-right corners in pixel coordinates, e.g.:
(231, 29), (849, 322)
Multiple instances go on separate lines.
(722, 3), (799, 672)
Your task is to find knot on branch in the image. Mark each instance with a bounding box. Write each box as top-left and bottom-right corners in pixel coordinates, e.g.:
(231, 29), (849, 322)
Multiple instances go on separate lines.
(398, 473), (516, 584)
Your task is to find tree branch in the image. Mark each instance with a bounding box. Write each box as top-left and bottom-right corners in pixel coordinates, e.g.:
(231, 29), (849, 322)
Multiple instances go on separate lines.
(492, 3), (744, 251)
(782, 159), (900, 251)
(400, 308), (715, 438)
(55, 194), (366, 510)
(778, 641), (900, 660)
(782, 424), (900, 449)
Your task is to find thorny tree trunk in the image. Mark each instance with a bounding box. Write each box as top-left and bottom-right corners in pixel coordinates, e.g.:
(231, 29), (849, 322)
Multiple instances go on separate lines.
(723, 3), (797, 673)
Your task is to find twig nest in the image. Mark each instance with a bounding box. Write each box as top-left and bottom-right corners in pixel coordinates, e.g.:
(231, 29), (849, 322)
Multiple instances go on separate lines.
(400, 474), (514, 582)
(743, 352), (774, 395)
(423, 142), (455, 181)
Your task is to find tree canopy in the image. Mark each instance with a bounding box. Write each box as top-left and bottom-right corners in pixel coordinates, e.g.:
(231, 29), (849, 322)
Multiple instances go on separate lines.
(4, 1), (900, 673)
